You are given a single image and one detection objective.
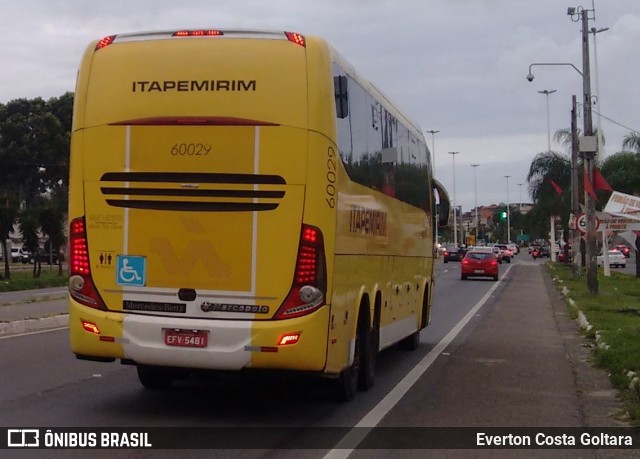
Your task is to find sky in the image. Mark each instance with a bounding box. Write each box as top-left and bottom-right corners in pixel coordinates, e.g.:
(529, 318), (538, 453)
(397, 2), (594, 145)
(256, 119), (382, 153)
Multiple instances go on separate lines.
(1, 0), (639, 212)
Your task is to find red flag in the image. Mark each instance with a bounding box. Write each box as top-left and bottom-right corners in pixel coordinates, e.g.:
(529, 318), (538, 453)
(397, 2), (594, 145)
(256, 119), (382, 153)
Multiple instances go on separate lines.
(583, 169), (598, 201)
(549, 179), (563, 196)
(593, 168), (613, 192)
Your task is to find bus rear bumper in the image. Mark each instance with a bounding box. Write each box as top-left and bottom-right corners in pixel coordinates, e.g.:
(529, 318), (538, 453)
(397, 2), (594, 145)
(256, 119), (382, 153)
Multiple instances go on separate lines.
(70, 299), (330, 372)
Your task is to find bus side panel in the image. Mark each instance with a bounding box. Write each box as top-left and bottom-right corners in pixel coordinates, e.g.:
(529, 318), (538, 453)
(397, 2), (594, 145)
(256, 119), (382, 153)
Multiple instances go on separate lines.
(327, 160), (431, 369)
(305, 37), (336, 144)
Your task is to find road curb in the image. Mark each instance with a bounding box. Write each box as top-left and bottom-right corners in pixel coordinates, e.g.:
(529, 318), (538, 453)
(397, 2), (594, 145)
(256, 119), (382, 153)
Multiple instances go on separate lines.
(0, 292), (67, 307)
(0, 314), (69, 337)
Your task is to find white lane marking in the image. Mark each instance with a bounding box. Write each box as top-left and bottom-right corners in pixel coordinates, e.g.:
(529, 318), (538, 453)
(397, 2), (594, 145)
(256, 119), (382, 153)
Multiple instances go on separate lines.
(323, 263), (515, 459)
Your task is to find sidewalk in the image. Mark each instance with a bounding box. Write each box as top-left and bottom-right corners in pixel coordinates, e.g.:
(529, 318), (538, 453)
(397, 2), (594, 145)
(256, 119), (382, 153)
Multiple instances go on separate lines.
(0, 287), (68, 336)
(371, 262), (633, 457)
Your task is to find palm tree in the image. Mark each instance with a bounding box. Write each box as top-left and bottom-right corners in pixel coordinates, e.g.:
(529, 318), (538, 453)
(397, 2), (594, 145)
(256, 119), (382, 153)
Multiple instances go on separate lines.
(526, 151), (572, 237)
(622, 132), (640, 154)
(527, 151), (571, 203)
(553, 128), (576, 150)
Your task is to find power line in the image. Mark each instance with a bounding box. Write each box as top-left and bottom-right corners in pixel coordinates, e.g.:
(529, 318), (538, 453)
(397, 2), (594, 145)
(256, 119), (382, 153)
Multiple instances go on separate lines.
(577, 103), (639, 134)
(591, 108), (639, 134)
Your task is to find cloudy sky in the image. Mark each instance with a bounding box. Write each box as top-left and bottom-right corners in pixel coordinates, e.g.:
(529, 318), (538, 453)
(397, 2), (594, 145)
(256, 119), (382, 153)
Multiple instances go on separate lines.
(2, 0), (639, 212)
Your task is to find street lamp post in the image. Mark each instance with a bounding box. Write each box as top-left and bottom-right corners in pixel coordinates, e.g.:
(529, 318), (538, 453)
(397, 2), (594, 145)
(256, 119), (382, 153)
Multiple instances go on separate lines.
(427, 130), (440, 246)
(471, 164), (480, 243)
(569, 4), (598, 294)
(591, 27), (609, 161)
(448, 151), (459, 246)
(526, 7), (598, 294)
(538, 89), (557, 153)
(517, 183), (524, 211)
(504, 175), (511, 243)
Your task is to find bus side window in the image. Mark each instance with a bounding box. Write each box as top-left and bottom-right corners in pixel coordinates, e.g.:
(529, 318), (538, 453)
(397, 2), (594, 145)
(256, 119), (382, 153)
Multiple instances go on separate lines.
(334, 75), (349, 119)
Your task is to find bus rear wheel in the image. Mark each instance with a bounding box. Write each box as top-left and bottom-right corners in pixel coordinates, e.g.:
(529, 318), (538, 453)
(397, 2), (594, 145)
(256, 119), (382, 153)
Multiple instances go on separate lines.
(333, 353), (358, 402)
(399, 330), (420, 351)
(137, 365), (174, 390)
(358, 311), (378, 391)
(333, 308), (373, 401)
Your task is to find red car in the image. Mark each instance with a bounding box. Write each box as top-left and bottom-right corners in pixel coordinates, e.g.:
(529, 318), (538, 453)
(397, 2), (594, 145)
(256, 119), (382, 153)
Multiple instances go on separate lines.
(461, 250), (499, 281)
(615, 244), (631, 258)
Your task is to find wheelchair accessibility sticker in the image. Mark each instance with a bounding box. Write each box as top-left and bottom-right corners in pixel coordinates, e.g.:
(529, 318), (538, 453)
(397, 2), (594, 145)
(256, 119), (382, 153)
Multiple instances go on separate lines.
(116, 255), (146, 286)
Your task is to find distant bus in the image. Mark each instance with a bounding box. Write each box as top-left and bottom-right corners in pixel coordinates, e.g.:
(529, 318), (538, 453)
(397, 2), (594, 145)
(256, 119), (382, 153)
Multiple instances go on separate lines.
(68, 29), (450, 401)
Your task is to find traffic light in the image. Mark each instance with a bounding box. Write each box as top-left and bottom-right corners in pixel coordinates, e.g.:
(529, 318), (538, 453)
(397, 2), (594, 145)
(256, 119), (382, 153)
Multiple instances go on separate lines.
(500, 211), (507, 221)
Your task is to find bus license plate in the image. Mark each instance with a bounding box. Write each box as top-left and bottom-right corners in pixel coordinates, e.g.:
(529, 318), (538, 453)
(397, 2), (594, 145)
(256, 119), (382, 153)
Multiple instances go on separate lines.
(164, 329), (208, 348)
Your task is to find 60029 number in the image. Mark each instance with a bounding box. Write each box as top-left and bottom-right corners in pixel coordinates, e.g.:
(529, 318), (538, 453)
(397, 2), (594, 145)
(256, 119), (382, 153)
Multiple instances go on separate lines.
(326, 147), (337, 208)
(170, 143), (212, 156)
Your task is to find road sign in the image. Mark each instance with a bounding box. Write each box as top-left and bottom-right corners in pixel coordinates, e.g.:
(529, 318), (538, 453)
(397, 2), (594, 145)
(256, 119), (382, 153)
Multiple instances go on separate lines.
(603, 191), (640, 214)
(576, 213), (601, 234)
(577, 211), (640, 234)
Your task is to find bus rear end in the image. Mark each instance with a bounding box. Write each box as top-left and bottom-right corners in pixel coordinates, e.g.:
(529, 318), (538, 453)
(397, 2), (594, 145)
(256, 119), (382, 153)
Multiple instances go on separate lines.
(69, 30), (335, 384)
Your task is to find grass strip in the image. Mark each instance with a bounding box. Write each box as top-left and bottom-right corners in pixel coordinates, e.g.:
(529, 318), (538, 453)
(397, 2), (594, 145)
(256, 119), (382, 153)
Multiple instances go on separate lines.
(550, 262), (640, 425)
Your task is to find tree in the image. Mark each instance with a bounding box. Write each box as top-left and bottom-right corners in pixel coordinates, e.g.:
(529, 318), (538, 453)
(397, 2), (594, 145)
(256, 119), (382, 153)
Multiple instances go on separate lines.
(18, 203), (43, 278)
(38, 195), (67, 277)
(0, 94), (72, 278)
(0, 197), (19, 280)
(622, 132), (640, 154)
(600, 151), (640, 196)
(526, 151), (571, 211)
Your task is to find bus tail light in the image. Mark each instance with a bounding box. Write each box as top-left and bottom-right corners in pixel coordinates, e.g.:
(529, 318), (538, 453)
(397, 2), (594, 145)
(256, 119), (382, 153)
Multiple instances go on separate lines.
(69, 217), (107, 310)
(285, 32), (306, 47)
(173, 30), (223, 37)
(278, 332), (301, 346)
(96, 35), (116, 50)
(82, 321), (101, 335)
(275, 225), (326, 319)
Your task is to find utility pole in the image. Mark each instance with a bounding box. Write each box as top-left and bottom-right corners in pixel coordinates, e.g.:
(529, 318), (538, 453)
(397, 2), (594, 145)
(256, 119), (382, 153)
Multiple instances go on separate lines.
(571, 95), (581, 278)
(579, 10), (598, 294)
(449, 151), (460, 247)
(504, 175), (511, 243)
(471, 164), (480, 243)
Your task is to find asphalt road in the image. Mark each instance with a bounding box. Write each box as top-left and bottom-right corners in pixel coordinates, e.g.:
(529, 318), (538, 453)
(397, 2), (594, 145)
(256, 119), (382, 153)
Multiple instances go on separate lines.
(0, 255), (628, 458)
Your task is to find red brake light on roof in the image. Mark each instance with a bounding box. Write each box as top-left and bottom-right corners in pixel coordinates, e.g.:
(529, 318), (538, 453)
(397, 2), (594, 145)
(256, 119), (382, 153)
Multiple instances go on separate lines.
(285, 32), (306, 47)
(96, 35), (116, 50)
(173, 30), (223, 37)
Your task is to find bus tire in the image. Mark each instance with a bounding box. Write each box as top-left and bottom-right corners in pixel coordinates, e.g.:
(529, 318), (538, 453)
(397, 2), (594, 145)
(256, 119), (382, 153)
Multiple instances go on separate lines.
(399, 330), (420, 351)
(358, 308), (378, 392)
(333, 306), (370, 402)
(333, 360), (358, 403)
(136, 365), (174, 390)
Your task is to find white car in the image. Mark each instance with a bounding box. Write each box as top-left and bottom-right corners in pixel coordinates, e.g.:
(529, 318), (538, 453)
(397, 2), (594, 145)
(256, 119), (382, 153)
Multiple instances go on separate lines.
(10, 247), (21, 262)
(597, 250), (626, 268)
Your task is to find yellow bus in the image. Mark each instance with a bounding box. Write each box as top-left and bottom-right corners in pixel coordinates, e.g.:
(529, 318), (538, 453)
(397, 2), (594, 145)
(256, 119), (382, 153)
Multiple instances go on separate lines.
(68, 29), (450, 401)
